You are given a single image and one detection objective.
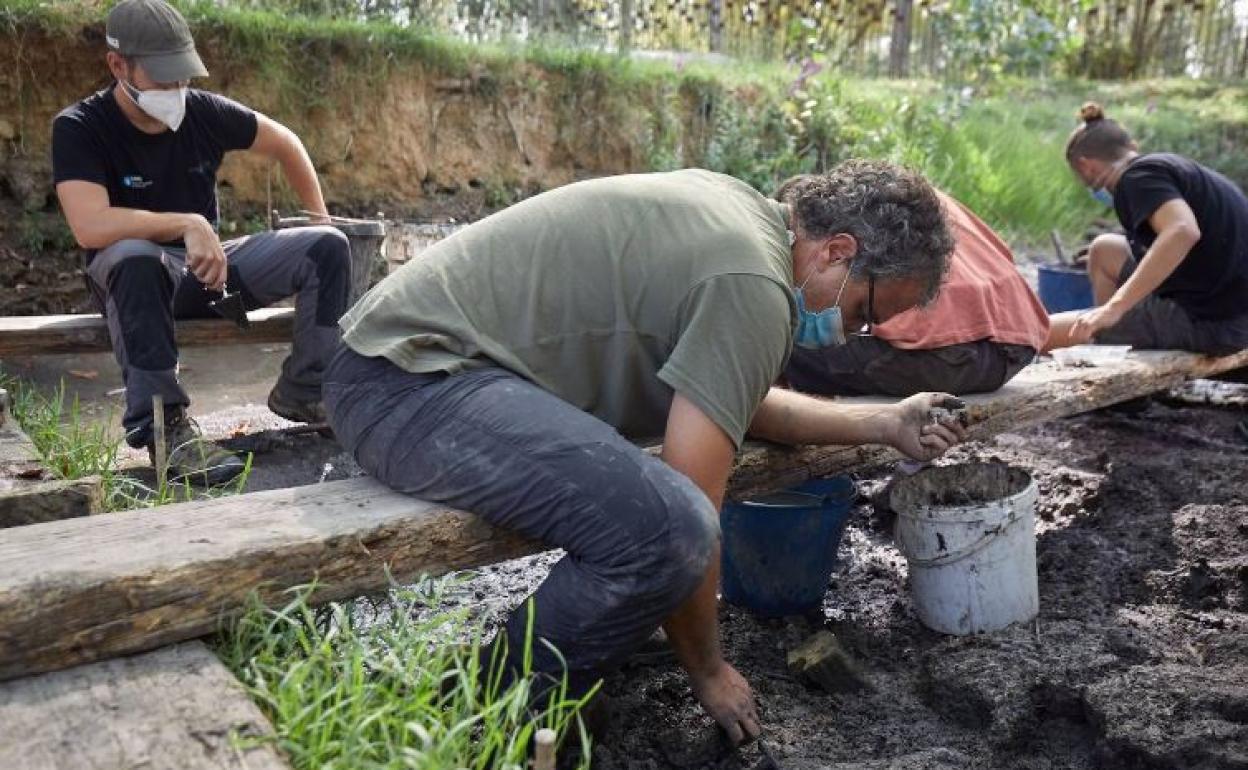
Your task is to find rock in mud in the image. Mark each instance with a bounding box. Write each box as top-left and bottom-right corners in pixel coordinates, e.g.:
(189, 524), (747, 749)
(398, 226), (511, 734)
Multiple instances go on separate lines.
(1085, 663), (1248, 769)
(787, 630), (871, 694)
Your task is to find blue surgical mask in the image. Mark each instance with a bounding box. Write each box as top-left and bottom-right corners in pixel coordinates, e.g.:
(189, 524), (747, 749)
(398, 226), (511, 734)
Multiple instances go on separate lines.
(793, 268), (851, 350)
(1087, 158), (1127, 208)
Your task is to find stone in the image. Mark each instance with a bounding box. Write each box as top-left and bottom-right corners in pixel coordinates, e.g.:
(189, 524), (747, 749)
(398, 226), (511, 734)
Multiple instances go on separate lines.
(786, 630), (871, 694)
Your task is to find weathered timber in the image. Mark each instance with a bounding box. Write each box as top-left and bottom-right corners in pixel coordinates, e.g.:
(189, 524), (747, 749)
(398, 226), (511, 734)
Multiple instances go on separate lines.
(0, 476), (102, 528)
(0, 307), (294, 356)
(0, 409), (103, 526)
(727, 349), (1248, 499)
(0, 348), (1245, 680)
(0, 641), (290, 770)
(0, 480), (541, 681)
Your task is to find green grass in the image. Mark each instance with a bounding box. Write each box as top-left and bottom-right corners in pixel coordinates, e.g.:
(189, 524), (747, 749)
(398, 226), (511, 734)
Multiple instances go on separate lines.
(0, 373), (252, 511)
(7, 0), (1245, 253)
(0, 374), (591, 766)
(214, 584), (593, 770)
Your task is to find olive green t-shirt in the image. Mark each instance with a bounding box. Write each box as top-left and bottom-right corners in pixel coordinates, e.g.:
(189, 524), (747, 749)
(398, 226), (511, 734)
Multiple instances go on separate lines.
(340, 169), (796, 447)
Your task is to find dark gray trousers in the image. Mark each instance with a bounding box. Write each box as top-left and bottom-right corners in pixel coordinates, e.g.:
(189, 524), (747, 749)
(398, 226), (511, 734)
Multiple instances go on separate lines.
(86, 227), (351, 447)
(784, 335), (1036, 397)
(323, 345), (718, 695)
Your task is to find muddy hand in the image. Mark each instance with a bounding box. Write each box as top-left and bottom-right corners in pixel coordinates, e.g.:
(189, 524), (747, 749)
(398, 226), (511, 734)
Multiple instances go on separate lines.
(689, 660), (761, 746)
(890, 392), (969, 462)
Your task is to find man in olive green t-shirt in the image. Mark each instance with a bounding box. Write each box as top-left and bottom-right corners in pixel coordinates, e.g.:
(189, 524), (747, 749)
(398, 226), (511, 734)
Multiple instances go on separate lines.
(326, 162), (962, 744)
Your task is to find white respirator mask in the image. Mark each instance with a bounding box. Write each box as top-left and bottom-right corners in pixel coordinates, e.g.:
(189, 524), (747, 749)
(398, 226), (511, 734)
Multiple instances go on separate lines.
(122, 79), (188, 132)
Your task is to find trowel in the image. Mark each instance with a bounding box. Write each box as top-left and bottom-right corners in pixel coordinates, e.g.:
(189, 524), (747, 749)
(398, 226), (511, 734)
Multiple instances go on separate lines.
(209, 282), (250, 330)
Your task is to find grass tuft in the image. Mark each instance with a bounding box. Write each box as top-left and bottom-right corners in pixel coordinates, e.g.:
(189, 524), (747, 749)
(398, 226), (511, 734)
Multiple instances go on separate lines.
(214, 583), (594, 770)
(0, 372), (252, 511)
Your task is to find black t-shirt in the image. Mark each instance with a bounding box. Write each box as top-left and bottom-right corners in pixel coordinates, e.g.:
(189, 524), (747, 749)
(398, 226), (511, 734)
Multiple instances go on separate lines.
(51, 87), (258, 244)
(1114, 152), (1248, 320)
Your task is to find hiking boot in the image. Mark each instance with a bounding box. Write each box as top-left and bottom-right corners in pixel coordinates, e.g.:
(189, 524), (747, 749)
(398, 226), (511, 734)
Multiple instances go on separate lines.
(148, 409), (246, 486)
(267, 381), (328, 424)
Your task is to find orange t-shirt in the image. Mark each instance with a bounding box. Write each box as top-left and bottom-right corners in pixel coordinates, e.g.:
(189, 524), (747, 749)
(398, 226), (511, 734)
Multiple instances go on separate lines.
(873, 193), (1050, 351)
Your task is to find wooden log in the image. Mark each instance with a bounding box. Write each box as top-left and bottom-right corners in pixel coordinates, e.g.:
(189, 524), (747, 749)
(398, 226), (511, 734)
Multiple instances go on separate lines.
(0, 477), (102, 528)
(0, 348), (1245, 681)
(0, 307), (294, 357)
(728, 349), (1248, 499)
(0, 409), (104, 526)
(0, 641), (289, 770)
(0, 480), (542, 681)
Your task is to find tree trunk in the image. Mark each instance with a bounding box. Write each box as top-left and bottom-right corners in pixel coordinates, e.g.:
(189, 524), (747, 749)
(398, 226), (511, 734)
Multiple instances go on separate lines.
(619, 0), (634, 53)
(889, 0), (914, 78)
(709, 0), (724, 53)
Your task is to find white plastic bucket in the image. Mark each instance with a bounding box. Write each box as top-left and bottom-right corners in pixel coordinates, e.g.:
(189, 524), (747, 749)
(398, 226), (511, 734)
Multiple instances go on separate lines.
(890, 463), (1039, 635)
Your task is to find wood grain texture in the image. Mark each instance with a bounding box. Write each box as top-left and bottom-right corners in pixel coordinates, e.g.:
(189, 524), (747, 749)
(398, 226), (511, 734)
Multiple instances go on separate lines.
(0, 348), (1244, 681)
(0, 641), (290, 770)
(0, 308), (294, 356)
(0, 480), (540, 681)
(0, 476), (102, 528)
(0, 416), (103, 527)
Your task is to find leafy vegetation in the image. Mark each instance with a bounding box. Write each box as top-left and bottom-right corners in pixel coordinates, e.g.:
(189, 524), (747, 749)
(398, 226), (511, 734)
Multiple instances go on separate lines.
(0, 373), (252, 511)
(215, 585), (592, 770)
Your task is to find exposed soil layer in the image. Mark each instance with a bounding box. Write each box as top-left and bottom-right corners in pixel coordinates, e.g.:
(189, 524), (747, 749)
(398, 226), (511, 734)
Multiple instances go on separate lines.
(440, 400), (1248, 770)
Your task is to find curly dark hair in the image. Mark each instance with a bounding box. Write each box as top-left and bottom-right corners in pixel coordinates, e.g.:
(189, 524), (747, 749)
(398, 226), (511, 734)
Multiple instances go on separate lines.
(776, 160), (954, 304)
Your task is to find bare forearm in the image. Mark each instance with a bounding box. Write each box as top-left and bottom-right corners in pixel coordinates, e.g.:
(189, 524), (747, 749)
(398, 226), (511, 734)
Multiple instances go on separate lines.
(1108, 229), (1194, 312)
(747, 386), (893, 447)
(277, 143), (327, 217)
(70, 208), (196, 251)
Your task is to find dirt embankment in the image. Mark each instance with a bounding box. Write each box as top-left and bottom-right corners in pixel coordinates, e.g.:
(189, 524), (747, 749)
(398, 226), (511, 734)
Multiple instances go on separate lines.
(0, 21), (719, 314)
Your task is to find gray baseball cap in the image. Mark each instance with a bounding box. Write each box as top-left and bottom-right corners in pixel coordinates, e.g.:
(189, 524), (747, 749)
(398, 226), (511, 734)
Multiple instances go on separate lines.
(105, 0), (209, 82)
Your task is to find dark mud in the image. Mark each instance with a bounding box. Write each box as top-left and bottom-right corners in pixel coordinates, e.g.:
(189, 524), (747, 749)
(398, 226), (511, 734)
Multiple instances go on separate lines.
(435, 399), (1248, 770)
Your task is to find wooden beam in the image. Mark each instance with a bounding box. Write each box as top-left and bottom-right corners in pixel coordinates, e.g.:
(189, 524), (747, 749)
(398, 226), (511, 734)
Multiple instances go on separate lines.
(0, 480), (541, 681)
(0, 308), (294, 357)
(0, 477), (102, 528)
(0, 641), (289, 770)
(0, 403), (104, 527)
(728, 349), (1248, 498)
(0, 348), (1244, 681)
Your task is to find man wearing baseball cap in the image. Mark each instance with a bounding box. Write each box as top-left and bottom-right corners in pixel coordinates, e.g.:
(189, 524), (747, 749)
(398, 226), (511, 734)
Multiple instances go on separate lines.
(52, 0), (352, 484)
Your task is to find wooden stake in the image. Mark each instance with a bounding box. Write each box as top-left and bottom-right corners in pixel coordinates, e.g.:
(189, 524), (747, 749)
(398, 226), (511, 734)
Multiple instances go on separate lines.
(152, 395), (166, 492)
(533, 728), (557, 770)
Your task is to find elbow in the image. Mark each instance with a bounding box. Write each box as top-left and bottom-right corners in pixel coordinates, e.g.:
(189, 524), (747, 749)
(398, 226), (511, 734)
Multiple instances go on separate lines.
(71, 227), (107, 251)
(1175, 221), (1201, 249)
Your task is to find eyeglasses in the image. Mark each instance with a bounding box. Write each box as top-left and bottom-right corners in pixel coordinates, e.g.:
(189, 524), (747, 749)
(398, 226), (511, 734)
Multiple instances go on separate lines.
(854, 275), (877, 337)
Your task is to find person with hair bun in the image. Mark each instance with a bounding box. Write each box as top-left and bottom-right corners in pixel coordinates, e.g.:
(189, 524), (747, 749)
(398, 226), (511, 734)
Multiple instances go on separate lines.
(1045, 102), (1248, 354)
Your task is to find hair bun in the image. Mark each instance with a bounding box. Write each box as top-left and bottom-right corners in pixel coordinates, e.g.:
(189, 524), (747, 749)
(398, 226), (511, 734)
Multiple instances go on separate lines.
(1079, 101), (1106, 124)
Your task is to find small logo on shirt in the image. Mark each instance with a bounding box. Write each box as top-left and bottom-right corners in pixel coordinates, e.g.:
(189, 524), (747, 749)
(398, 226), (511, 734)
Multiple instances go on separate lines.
(122, 175), (153, 189)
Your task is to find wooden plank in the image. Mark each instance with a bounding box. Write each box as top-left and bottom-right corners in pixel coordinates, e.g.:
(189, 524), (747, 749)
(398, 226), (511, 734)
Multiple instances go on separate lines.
(0, 307), (294, 357)
(729, 349), (1248, 498)
(0, 641), (289, 770)
(0, 399), (104, 527)
(0, 347), (1244, 681)
(0, 476), (103, 528)
(0, 479), (541, 681)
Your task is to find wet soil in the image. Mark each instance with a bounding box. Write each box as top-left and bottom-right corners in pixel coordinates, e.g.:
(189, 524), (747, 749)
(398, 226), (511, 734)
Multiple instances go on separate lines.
(10, 338), (1246, 767)
(440, 400), (1248, 770)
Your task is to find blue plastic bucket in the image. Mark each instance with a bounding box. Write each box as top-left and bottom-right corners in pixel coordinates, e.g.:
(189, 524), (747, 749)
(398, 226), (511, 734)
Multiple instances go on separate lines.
(1037, 264), (1094, 313)
(720, 476), (856, 617)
